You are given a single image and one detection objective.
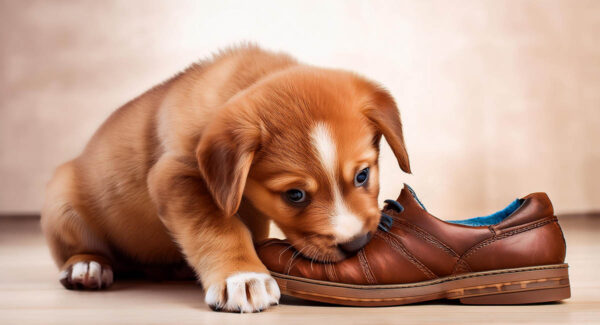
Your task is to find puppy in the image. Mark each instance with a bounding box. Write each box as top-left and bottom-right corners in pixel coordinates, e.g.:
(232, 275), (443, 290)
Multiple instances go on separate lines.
(41, 45), (411, 312)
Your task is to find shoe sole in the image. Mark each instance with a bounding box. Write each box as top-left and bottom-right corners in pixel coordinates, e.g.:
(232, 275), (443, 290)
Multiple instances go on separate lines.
(271, 263), (570, 306)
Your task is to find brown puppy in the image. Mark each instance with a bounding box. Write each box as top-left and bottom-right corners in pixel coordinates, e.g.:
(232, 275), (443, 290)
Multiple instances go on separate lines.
(41, 45), (411, 312)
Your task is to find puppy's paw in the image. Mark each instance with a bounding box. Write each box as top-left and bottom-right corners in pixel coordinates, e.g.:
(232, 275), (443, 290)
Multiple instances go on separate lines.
(59, 261), (113, 290)
(205, 272), (280, 313)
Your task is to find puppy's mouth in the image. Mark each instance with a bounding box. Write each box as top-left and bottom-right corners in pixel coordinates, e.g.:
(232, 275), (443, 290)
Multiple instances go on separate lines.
(292, 241), (346, 263)
(290, 232), (373, 263)
(337, 231), (373, 254)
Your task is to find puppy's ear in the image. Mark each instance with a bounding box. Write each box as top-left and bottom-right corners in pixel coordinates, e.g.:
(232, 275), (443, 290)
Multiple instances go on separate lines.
(363, 88), (411, 173)
(196, 103), (261, 217)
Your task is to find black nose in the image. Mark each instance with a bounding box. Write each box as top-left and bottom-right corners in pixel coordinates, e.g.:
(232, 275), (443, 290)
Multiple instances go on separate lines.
(339, 232), (373, 254)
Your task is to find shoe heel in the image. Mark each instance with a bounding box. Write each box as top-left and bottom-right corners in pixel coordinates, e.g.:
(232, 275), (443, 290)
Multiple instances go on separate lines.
(459, 285), (570, 305)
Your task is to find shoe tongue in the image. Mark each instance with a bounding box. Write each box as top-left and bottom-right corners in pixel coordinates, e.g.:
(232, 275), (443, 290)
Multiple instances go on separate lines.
(396, 184), (427, 212)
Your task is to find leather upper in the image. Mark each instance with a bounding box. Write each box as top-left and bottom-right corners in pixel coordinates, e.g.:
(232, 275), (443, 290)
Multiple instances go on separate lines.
(256, 185), (567, 285)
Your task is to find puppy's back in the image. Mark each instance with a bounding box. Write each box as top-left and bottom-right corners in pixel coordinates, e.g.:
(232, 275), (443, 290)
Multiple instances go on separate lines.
(68, 45), (298, 225)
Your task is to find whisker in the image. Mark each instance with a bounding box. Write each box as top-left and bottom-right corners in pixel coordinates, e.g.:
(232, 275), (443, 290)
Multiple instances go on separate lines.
(309, 246), (317, 271)
(277, 233), (319, 264)
(277, 245), (295, 264)
(288, 245), (310, 271)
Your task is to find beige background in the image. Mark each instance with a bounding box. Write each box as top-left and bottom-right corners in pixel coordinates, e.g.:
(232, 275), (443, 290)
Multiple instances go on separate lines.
(1, 0), (598, 218)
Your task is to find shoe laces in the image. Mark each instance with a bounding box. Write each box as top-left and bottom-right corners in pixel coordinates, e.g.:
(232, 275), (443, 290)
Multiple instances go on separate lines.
(379, 199), (403, 232)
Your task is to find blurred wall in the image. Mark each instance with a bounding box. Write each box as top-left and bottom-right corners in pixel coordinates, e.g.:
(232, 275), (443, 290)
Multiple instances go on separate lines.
(1, 0), (598, 218)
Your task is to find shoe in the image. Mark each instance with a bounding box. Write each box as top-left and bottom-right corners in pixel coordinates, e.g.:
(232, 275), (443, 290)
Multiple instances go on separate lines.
(256, 184), (570, 306)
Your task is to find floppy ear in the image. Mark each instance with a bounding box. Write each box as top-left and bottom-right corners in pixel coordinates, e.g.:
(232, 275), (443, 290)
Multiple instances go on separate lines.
(196, 104), (261, 217)
(363, 88), (411, 173)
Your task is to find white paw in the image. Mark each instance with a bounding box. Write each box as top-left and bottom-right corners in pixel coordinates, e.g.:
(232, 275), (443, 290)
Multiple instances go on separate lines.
(205, 272), (280, 313)
(59, 261), (113, 290)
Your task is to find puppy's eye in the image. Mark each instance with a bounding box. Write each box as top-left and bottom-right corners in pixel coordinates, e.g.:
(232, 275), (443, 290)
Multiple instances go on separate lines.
(354, 167), (369, 187)
(285, 189), (306, 203)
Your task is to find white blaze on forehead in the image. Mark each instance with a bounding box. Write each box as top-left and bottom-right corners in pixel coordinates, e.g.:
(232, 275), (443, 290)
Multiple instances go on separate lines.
(310, 123), (336, 173)
(310, 122), (364, 242)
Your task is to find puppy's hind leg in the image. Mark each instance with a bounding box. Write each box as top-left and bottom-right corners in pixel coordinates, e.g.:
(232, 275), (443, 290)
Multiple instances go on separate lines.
(59, 254), (114, 290)
(41, 161), (114, 290)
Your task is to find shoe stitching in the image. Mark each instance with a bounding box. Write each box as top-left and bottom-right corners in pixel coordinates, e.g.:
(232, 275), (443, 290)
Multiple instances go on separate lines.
(451, 259), (472, 274)
(330, 262), (339, 282)
(272, 264), (568, 290)
(358, 249), (377, 284)
(391, 219), (459, 257)
(325, 262), (339, 282)
(460, 217), (558, 261)
(378, 231), (437, 280)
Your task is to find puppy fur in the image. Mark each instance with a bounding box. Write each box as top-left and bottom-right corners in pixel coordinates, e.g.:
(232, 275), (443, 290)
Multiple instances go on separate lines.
(41, 45), (410, 312)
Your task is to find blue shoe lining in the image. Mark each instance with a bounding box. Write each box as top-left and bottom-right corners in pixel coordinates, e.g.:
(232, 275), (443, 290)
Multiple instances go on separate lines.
(447, 198), (524, 226)
(405, 184), (524, 227)
(405, 184), (427, 211)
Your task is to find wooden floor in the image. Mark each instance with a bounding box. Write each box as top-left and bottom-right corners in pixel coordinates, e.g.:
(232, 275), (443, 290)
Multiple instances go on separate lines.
(1, 215), (599, 325)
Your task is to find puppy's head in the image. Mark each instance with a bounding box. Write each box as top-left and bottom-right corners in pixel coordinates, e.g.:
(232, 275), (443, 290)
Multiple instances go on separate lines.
(197, 67), (410, 262)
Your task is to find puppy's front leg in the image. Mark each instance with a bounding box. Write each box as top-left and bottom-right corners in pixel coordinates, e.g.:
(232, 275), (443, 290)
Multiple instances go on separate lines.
(148, 156), (280, 313)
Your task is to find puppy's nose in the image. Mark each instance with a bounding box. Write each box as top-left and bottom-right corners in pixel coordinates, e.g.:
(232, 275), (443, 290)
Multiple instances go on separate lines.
(338, 232), (373, 254)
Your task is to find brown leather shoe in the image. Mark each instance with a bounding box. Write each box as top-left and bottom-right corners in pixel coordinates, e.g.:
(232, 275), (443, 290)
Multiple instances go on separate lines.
(256, 184), (570, 306)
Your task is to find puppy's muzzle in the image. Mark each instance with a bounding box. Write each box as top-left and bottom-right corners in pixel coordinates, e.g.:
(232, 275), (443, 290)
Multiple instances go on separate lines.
(338, 232), (373, 254)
